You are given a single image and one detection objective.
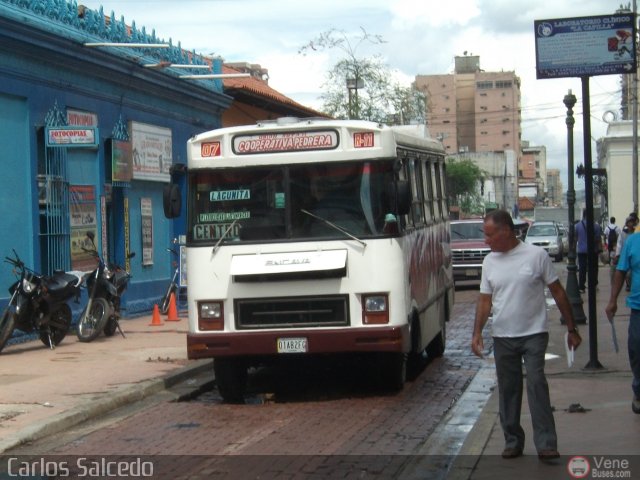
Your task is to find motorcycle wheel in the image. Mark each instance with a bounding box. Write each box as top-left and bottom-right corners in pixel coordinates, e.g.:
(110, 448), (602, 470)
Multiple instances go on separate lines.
(159, 285), (177, 314)
(0, 306), (16, 353)
(103, 316), (118, 337)
(39, 303), (72, 348)
(76, 297), (111, 342)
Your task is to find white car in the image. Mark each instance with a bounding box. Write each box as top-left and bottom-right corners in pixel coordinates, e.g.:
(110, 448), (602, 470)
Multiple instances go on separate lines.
(524, 221), (565, 262)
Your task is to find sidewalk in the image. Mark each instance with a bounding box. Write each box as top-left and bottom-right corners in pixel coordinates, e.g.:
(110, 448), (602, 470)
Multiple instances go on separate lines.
(451, 261), (640, 479)
(0, 312), (212, 453)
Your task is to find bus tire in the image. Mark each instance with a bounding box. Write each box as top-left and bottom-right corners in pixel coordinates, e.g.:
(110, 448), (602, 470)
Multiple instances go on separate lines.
(379, 352), (406, 391)
(426, 299), (447, 358)
(213, 357), (247, 404)
(407, 316), (428, 378)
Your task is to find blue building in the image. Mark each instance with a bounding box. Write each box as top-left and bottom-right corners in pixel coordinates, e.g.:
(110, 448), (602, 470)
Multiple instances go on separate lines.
(0, 0), (231, 319)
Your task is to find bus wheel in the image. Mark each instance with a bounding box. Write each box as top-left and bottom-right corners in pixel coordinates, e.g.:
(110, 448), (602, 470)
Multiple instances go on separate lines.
(379, 352), (406, 391)
(213, 358), (247, 404)
(408, 318), (428, 379)
(426, 316), (446, 358)
(427, 295), (449, 358)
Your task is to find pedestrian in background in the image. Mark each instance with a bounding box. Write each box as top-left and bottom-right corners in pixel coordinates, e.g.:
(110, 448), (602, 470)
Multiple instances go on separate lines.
(604, 217), (621, 265)
(575, 210), (603, 293)
(615, 215), (638, 290)
(605, 223), (640, 414)
(471, 210), (582, 461)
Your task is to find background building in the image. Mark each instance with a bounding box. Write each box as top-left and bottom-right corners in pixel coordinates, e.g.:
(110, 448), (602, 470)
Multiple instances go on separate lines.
(597, 121), (638, 225)
(415, 54), (522, 215)
(415, 54), (521, 158)
(520, 142), (547, 203)
(546, 169), (563, 206)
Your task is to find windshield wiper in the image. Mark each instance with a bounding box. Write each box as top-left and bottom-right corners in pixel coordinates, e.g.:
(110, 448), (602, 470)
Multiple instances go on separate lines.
(301, 209), (367, 248)
(211, 219), (239, 257)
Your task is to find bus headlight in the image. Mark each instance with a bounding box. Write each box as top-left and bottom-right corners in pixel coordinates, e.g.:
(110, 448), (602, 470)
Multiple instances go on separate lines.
(198, 301), (224, 331)
(362, 294), (389, 324)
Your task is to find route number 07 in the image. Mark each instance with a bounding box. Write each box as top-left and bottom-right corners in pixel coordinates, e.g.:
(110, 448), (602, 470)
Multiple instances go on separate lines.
(201, 141), (221, 157)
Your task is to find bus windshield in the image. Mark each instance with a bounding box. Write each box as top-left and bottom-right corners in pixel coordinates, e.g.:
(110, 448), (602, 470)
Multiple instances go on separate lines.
(188, 160), (397, 244)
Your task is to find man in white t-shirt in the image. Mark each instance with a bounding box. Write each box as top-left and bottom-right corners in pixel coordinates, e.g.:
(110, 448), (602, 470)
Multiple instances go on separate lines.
(471, 210), (582, 461)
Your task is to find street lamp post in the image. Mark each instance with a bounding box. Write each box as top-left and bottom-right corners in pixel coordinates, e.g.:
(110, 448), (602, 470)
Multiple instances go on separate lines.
(563, 90), (586, 325)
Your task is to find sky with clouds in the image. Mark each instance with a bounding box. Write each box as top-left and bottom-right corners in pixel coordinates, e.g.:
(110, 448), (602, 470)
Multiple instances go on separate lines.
(78, 0), (628, 189)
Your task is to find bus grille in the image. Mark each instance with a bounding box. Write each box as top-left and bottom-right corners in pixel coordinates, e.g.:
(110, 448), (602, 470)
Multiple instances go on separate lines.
(235, 295), (350, 329)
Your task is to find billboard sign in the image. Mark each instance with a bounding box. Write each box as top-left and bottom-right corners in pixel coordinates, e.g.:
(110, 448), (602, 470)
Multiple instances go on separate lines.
(535, 14), (636, 79)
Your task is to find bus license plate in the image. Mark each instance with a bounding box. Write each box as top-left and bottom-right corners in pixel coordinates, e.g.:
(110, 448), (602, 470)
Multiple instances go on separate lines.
(277, 337), (308, 353)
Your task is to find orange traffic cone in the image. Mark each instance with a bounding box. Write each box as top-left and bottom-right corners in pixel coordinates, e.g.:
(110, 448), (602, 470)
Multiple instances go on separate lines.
(149, 304), (163, 326)
(166, 292), (180, 322)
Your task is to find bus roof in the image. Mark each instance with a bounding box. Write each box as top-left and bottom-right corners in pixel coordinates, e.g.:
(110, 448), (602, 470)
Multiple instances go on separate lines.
(187, 118), (445, 168)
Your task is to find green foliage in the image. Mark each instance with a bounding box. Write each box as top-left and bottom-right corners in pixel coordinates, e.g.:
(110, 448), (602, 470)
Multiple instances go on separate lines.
(446, 158), (485, 214)
(300, 28), (425, 123)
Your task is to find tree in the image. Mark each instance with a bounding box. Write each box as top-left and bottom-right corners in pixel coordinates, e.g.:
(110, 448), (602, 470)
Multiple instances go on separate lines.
(446, 158), (486, 215)
(300, 28), (425, 123)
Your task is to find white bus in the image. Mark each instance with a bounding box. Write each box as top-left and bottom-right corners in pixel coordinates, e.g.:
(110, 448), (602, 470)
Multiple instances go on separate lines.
(170, 118), (453, 402)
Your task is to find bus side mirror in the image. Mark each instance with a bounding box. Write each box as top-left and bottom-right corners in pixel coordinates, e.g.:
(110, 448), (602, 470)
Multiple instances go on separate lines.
(395, 181), (411, 216)
(163, 183), (181, 218)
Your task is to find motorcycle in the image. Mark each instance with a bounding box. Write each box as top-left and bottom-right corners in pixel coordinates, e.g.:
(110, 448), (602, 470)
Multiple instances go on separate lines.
(159, 244), (180, 315)
(76, 232), (135, 342)
(0, 250), (82, 353)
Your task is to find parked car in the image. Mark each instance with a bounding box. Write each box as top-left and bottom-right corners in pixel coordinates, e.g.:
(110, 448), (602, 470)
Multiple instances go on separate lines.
(450, 219), (490, 283)
(559, 224), (569, 253)
(523, 221), (565, 261)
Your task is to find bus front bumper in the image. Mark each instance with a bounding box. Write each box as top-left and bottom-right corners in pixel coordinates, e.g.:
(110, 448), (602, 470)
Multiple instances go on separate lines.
(187, 325), (411, 359)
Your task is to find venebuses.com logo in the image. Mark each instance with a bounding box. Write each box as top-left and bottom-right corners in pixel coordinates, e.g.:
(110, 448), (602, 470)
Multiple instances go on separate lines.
(567, 456), (590, 478)
(567, 455), (632, 479)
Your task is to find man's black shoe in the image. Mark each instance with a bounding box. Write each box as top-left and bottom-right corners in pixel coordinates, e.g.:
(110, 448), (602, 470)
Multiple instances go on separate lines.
(538, 449), (560, 461)
(501, 447), (523, 459)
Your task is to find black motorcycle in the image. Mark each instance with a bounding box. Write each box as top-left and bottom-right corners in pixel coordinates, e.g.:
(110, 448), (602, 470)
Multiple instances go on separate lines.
(76, 232), (135, 342)
(0, 250), (82, 353)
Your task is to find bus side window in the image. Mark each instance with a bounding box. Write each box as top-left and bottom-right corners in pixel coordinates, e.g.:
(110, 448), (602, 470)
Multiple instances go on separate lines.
(422, 157), (434, 223)
(433, 162), (443, 219)
(440, 162), (449, 217)
(409, 158), (425, 226)
(397, 158), (413, 230)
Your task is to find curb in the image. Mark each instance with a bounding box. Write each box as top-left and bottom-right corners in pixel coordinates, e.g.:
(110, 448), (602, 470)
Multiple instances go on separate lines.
(0, 359), (213, 454)
(398, 361), (497, 480)
(446, 387), (499, 479)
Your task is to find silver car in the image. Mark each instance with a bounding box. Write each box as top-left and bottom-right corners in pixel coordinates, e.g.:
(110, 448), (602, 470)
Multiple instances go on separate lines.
(524, 221), (565, 262)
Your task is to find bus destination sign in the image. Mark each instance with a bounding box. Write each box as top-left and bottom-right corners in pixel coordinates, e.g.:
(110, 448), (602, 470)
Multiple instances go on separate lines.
(233, 130), (339, 155)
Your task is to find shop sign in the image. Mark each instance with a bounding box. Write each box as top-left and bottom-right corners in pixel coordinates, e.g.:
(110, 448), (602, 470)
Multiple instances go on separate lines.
(67, 109), (98, 127)
(112, 139), (133, 182)
(46, 127), (98, 147)
(69, 185), (97, 271)
(141, 198), (153, 266)
(130, 121), (172, 182)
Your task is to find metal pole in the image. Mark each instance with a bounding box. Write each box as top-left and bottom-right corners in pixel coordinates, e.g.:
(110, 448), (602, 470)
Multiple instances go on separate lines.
(634, 0), (639, 212)
(581, 77), (604, 370)
(562, 90), (586, 325)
